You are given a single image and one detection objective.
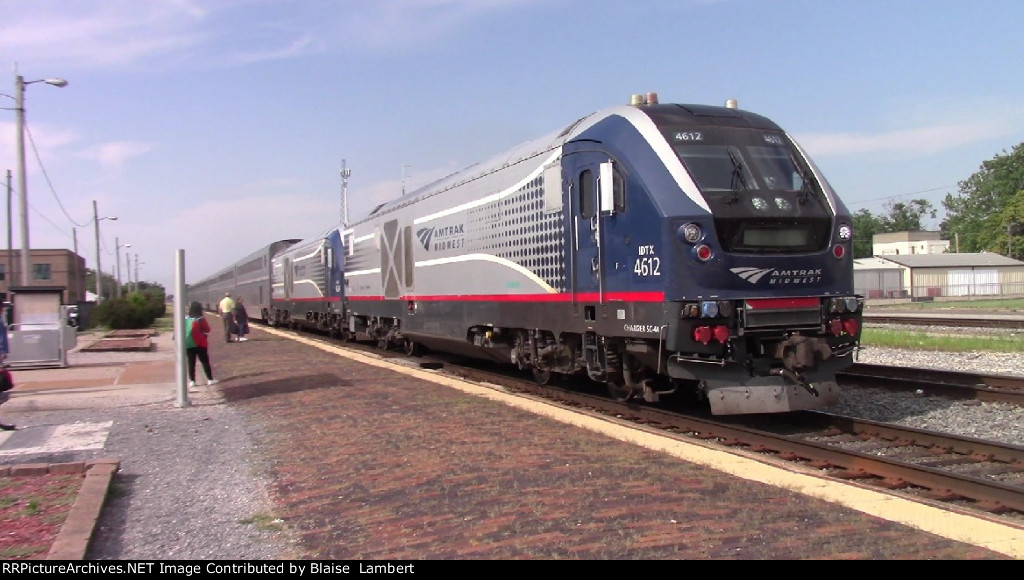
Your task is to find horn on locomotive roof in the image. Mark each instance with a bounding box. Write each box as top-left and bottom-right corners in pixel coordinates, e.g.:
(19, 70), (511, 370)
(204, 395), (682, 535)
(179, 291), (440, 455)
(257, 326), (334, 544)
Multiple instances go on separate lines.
(725, 98), (738, 109)
(629, 92), (659, 106)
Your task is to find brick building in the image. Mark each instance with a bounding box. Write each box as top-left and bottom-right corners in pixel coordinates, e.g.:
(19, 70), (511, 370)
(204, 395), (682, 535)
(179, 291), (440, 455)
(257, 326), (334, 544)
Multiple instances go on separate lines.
(0, 249), (88, 305)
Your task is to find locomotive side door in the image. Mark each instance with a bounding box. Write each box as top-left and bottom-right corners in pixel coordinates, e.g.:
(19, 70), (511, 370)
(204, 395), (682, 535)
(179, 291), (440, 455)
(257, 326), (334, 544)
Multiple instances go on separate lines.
(563, 151), (606, 306)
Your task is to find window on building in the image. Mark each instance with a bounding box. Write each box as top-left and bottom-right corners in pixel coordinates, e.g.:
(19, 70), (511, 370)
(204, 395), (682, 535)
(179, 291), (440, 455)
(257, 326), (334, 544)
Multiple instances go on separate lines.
(33, 263), (52, 281)
(0, 263), (5, 281)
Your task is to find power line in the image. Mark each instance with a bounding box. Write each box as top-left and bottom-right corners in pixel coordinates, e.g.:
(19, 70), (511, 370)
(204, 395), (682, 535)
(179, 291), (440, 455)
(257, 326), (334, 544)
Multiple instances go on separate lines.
(846, 185), (956, 208)
(24, 121), (89, 228)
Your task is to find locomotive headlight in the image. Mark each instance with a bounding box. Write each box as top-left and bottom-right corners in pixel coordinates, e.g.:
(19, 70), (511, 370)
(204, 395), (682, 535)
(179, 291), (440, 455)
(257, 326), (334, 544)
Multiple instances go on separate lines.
(751, 196), (768, 211)
(681, 303), (701, 318)
(838, 224), (853, 241)
(844, 297), (860, 312)
(680, 223), (702, 244)
(717, 300), (735, 318)
(829, 297), (848, 313)
(700, 301), (719, 318)
(774, 196), (792, 211)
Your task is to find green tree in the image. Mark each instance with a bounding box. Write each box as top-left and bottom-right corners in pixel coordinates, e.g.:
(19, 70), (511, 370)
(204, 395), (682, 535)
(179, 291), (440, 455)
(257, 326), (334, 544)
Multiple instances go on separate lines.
(878, 199), (936, 232)
(852, 209), (882, 258)
(942, 142), (1024, 258)
(84, 269), (119, 300)
(851, 200), (936, 258)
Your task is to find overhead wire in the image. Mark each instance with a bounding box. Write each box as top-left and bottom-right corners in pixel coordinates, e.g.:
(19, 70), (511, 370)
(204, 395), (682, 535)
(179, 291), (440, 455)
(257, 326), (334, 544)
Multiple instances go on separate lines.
(8, 120), (116, 261)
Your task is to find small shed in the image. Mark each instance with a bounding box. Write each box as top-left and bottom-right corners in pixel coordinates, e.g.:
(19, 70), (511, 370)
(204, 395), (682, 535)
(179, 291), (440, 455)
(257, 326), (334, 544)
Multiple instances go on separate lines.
(859, 253), (1024, 299)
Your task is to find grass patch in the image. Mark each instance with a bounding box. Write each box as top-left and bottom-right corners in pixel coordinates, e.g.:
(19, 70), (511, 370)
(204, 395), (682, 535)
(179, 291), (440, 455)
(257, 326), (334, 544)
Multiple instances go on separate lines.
(861, 328), (1024, 352)
(151, 313), (175, 332)
(0, 545), (46, 559)
(22, 500), (39, 516)
(868, 298), (1024, 311)
(239, 513), (285, 532)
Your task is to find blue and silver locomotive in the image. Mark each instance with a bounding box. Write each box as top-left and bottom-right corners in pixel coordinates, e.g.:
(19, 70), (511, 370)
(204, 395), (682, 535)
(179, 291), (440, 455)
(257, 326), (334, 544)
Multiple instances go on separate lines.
(190, 94), (863, 415)
(339, 93), (863, 414)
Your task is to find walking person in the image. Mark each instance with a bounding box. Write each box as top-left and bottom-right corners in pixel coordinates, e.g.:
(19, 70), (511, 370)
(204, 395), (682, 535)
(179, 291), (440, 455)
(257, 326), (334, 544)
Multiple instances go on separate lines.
(0, 303), (14, 430)
(233, 297), (250, 342)
(185, 301), (219, 388)
(218, 291), (236, 343)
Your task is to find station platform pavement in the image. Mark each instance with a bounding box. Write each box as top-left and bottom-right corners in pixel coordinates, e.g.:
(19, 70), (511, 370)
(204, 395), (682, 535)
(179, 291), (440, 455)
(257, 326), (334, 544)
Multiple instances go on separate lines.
(0, 328), (180, 560)
(3, 329), (179, 413)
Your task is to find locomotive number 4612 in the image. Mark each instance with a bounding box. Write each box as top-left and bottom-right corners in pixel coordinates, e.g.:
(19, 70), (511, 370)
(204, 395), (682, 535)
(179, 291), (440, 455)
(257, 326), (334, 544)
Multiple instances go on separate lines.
(634, 257), (661, 277)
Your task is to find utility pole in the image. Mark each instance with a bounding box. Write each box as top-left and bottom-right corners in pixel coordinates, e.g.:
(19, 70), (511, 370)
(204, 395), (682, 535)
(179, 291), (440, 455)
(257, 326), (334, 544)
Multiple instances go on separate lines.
(11, 70), (68, 287)
(5, 169), (11, 293)
(1010, 223), (1018, 259)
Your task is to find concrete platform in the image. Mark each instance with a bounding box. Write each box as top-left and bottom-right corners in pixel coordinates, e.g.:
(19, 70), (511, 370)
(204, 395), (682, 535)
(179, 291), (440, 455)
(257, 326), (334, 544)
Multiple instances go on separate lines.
(0, 328), (180, 559)
(5, 329), (178, 412)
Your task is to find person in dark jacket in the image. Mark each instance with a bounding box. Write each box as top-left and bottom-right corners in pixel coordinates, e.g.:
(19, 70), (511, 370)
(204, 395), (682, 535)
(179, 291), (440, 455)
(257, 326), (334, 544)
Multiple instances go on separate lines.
(233, 297), (250, 342)
(0, 304), (13, 430)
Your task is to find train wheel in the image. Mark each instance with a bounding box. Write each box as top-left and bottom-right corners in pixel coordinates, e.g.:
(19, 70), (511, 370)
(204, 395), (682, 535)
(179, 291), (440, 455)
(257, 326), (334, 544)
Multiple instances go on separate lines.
(532, 367), (553, 385)
(403, 339), (420, 357)
(606, 382), (634, 402)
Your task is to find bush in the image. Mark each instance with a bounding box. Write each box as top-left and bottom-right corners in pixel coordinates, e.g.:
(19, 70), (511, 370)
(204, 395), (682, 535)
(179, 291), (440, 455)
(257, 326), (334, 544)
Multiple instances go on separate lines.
(90, 286), (168, 330)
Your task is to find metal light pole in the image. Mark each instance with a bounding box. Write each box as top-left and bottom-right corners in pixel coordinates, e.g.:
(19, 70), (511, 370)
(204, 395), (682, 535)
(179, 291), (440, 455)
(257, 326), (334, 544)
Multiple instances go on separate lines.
(125, 251), (131, 292)
(92, 200), (117, 301)
(340, 159), (351, 227)
(134, 255), (144, 292)
(11, 72), (68, 286)
(115, 238), (130, 298)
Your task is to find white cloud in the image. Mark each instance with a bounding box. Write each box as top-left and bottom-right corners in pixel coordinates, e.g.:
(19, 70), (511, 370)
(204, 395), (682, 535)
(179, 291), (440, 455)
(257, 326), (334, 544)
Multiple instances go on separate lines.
(0, 0), (213, 68)
(798, 120), (1013, 158)
(0, 0), (543, 69)
(77, 141), (155, 170)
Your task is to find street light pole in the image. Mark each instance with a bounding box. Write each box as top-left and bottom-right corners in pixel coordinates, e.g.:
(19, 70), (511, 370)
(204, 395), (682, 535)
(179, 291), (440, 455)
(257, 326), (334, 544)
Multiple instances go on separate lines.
(115, 238), (130, 299)
(92, 200), (117, 301)
(11, 72), (68, 287)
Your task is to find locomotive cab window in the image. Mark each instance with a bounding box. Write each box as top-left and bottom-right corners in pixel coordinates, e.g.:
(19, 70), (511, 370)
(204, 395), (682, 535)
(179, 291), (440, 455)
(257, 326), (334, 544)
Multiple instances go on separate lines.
(613, 167), (625, 213)
(579, 168), (595, 218)
(667, 126), (832, 253)
(675, 145), (757, 193)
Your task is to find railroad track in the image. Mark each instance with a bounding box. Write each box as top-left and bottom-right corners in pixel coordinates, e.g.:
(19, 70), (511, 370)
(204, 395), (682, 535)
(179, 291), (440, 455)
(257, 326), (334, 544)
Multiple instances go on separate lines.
(437, 360), (1024, 525)
(839, 363), (1024, 405)
(863, 312), (1024, 330)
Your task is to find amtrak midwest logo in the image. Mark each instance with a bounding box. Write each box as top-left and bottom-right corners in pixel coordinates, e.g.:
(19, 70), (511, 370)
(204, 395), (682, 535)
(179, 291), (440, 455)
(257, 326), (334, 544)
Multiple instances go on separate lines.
(417, 225), (466, 251)
(731, 267), (823, 285)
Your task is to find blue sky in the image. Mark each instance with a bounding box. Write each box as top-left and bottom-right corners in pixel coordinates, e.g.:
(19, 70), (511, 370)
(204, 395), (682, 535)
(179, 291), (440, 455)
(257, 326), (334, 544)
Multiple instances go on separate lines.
(2, 0), (1023, 292)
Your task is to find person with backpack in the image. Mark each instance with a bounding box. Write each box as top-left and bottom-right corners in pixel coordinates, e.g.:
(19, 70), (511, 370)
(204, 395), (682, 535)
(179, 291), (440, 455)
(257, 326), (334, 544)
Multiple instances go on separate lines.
(185, 301), (219, 388)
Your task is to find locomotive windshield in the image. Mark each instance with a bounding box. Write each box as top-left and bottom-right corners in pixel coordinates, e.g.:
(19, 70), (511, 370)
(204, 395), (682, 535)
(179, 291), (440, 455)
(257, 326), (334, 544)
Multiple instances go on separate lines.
(666, 126), (832, 254)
